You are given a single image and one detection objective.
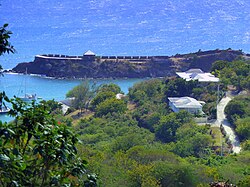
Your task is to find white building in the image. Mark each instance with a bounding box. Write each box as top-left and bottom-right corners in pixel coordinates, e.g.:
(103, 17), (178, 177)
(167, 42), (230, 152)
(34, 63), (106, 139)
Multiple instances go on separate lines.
(176, 69), (219, 82)
(83, 50), (96, 61)
(83, 50), (96, 56)
(168, 96), (204, 114)
(116, 93), (126, 100)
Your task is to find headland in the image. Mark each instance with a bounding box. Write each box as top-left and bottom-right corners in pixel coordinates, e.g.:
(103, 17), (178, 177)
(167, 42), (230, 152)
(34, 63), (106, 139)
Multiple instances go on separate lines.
(12, 49), (245, 79)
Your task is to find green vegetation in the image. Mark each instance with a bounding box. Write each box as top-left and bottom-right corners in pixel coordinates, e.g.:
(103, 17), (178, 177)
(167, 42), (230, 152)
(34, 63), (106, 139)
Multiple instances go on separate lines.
(212, 59), (250, 150)
(2, 24), (250, 186)
(0, 24), (15, 70)
(90, 83), (122, 111)
(2, 67), (250, 186)
(94, 98), (127, 117)
(0, 25), (96, 186)
(66, 81), (95, 113)
(225, 95), (250, 144)
(225, 96), (250, 124)
(155, 111), (193, 143)
(65, 76), (249, 186)
(212, 59), (250, 91)
(0, 95), (97, 186)
(96, 83), (122, 94)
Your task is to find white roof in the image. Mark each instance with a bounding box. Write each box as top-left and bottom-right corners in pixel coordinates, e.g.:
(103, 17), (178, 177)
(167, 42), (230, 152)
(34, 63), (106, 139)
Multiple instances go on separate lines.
(116, 93), (125, 100)
(185, 69), (204, 73)
(168, 97), (202, 109)
(84, 50), (95, 56)
(176, 70), (219, 82)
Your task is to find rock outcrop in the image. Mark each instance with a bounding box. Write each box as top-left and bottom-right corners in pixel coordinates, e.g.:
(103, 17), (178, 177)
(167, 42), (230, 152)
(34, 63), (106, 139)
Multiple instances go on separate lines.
(12, 49), (244, 79)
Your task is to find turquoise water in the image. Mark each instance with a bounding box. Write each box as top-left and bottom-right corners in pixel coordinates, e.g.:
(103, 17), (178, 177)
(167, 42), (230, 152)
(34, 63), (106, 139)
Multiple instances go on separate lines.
(0, 73), (144, 122)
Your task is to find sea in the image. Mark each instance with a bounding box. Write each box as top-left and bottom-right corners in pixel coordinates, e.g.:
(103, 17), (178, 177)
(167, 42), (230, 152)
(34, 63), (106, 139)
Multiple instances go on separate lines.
(0, 0), (250, 121)
(0, 73), (143, 122)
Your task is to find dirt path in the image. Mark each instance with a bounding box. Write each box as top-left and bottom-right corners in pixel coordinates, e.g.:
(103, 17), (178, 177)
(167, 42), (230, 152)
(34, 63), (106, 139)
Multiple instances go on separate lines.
(216, 96), (241, 154)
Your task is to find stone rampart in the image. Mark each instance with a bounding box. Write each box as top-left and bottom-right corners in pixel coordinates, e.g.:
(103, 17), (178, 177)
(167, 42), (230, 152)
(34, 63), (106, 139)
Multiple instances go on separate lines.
(35, 54), (172, 62)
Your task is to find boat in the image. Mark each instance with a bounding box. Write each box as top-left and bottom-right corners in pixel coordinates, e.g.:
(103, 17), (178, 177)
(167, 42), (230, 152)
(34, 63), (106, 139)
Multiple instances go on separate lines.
(18, 68), (37, 102)
(0, 78), (10, 114)
(0, 105), (10, 114)
(20, 93), (37, 102)
(0, 94), (10, 115)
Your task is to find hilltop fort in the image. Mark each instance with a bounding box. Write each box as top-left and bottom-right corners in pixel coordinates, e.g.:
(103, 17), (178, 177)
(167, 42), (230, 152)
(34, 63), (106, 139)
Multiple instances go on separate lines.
(12, 49), (244, 79)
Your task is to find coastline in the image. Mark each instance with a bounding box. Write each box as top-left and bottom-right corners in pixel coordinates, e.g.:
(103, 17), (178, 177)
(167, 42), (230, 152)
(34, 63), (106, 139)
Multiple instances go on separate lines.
(11, 49), (245, 79)
(4, 71), (152, 81)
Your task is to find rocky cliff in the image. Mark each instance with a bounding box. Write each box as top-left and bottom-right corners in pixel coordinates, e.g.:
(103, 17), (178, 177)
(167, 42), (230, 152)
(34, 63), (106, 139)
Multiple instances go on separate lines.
(12, 49), (244, 79)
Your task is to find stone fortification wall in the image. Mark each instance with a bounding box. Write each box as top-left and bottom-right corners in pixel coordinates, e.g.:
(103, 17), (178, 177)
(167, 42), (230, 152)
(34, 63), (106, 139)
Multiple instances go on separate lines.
(99, 56), (152, 60)
(35, 54), (83, 59)
(36, 54), (170, 61)
(34, 49), (244, 64)
(13, 49), (243, 79)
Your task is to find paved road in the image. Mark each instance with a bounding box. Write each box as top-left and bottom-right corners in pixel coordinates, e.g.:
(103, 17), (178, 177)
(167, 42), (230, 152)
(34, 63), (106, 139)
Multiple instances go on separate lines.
(216, 97), (241, 154)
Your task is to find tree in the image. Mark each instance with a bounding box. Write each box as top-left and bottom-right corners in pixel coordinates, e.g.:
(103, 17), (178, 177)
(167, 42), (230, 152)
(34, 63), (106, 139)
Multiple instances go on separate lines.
(225, 98), (247, 124)
(152, 161), (197, 187)
(0, 24), (97, 186)
(90, 91), (116, 110)
(95, 98), (127, 117)
(66, 81), (94, 113)
(235, 117), (250, 141)
(97, 83), (122, 94)
(241, 75), (250, 90)
(242, 140), (250, 151)
(156, 113), (179, 143)
(215, 60), (250, 91)
(211, 60), (228, 75)
(155, 111), (193, 143)
(174, 125), (212, 158)
(129, 79), (164, 104)
(45, 99), (63, 114)
(0, 96), (97, 186)
(0, 24), (15, 70)
(164, 78), (198, 97)
(0, 24), (15, 56)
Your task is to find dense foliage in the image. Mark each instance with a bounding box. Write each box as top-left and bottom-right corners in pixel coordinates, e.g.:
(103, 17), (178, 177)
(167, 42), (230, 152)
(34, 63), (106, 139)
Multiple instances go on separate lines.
(225, 95), (250, 143)
(66, 81), (95, 112)
(1, 67), (250, 186)
(69, 78), (250, 186)
(212, 59), (250, 151)
(212, 59), (250, 91)
(0, 24), (15, 70)
(0, 24), (15, 56)
(0, 27), (96, 186)
(0, 95), (96, 186)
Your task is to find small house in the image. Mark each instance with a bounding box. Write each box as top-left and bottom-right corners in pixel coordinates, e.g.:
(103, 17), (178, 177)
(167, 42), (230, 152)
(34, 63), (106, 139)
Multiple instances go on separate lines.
(168, 96), (204, 114)
(176, 69), (219, 82)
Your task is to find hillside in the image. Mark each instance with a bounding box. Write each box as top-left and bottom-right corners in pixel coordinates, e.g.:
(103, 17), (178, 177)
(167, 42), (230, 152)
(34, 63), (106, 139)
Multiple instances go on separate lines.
(12, 49), (244, 78)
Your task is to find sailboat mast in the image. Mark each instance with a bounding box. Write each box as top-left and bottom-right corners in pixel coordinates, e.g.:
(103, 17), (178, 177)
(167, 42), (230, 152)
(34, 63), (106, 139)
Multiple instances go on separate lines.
(25, 68), (27, 96)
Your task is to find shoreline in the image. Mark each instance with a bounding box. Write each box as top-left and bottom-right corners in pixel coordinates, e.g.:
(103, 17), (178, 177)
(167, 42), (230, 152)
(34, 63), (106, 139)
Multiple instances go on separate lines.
(4, 71), (153, 81)
(11, 49), (245, 80)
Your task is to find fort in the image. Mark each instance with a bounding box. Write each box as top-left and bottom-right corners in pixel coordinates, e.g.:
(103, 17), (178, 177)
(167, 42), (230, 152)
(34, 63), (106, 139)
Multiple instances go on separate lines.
(34, 50), (171, 64)
(34, 49), (243, 61)
(13, 49), (244, 79)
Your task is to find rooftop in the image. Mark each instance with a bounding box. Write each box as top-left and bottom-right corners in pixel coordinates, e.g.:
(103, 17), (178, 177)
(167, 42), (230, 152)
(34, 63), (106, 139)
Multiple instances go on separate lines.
(176, 69), (219, 82)
(185, 68), (204, 73)
(168, 96), (203, 108)
(84, 50), (96, 56)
